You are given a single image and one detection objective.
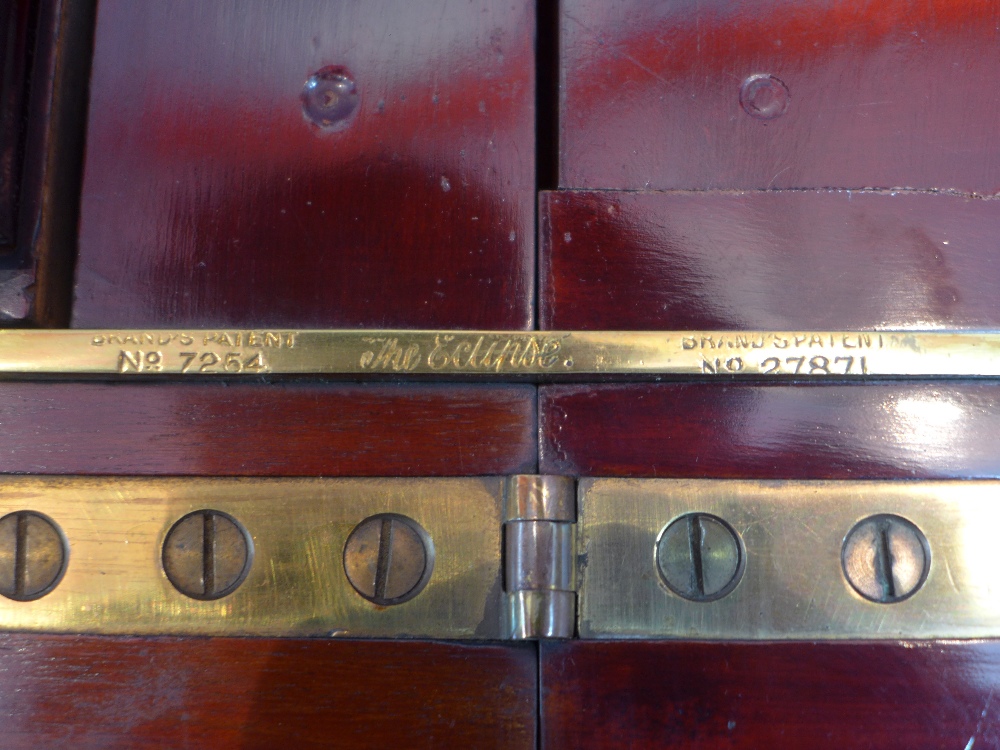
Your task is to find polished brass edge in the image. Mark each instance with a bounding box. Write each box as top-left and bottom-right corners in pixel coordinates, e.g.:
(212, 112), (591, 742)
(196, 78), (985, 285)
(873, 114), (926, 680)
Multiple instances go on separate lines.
(503, 475), (577, 639)
(0, 329), (998, 379)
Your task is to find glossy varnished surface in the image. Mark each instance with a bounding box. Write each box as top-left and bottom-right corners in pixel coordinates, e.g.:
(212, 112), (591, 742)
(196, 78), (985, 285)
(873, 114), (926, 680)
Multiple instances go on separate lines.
(541, 382), (1000, 478)
(0, 634), (537, 749)
(541, 190), (1000, 330)
(560, 0), (1000, 191)
(60, 5), (541, 740)
(0, 383), (536, 475)
(73, 0), (535, 329)
(38, 2), (1000, 745)
(542, 641), (1000, 749)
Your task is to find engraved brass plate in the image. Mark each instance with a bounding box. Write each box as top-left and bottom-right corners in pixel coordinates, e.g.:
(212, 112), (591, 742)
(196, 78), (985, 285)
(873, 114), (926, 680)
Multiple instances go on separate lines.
(0, 477), (504, 639)
(0, 329), (997, 378)
(578, 479), (1000, 640)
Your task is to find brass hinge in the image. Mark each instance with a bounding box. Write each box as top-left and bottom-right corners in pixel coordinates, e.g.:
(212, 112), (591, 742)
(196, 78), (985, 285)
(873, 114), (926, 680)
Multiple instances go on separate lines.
(2, 475), (1000, 641)
(577, 478), (1000, 640)
(0, 474), (580, 641)
(503, 475), (577, 639)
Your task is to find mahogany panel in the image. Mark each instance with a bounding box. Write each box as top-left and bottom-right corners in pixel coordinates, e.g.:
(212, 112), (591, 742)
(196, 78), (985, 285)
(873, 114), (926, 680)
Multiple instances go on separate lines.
(541, 382), (1000, 479)
(560, 0), (1000, 191)
(0, 634), (537, 749)
(541, 190), (1000, 330)
(542, 641), (1000, 749)
(73, 0), (535, 329)
(0, 382), (536, 476)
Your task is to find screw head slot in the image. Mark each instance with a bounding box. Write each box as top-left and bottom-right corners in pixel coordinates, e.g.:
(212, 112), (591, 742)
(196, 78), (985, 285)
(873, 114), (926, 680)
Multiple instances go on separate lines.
(656, 512), (745, 602)
(162, 510), (253, 600)
(0, 511), (68, 601)
(842, 514), (929, 604)
(344, 513), (433, 606)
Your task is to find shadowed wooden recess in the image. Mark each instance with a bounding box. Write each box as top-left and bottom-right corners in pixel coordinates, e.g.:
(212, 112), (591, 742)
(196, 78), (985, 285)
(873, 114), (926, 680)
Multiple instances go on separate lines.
(0, 0), (93, 326)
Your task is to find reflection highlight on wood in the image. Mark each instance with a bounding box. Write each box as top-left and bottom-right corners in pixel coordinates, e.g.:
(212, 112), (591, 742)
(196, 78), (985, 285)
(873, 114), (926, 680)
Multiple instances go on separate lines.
(541, 382), (1000, 478)
(542, 641), (1000, 749)
(0, 634), (538, 749)
(74, 0), (536, 330)
(0, 382), (537, 476)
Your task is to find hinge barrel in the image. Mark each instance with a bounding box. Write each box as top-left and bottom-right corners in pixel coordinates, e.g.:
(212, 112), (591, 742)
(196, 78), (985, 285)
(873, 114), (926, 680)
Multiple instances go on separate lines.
(503, 475), (577, 639)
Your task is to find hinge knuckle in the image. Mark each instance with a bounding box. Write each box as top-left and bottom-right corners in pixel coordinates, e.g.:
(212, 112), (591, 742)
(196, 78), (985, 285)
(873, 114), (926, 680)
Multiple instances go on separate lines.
(503, 475), (577, 639)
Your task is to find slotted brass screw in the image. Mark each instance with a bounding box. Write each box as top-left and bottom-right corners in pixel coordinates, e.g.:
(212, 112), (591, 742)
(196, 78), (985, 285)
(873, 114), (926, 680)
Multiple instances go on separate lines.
(842, 514), (929, 603)
(343, 514), (433, 606)
(0, 511), (68, 601)
(162, 510), (253, 600)
(656, 512), (745, 602)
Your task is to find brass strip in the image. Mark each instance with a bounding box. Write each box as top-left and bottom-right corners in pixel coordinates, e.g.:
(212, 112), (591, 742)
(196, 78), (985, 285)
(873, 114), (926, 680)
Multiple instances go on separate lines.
(0, 329), (997, 378)
(0, 477), (504, 639)
(578, 479), (1000, 640)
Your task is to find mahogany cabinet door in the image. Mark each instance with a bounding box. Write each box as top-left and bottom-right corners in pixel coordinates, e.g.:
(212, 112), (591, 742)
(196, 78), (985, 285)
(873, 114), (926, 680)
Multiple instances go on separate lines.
(6, 1), (1000, 747)
(73, 0), (536, 330)
(538, 1), (1000, 747)
(0, 2), (539, 747)
(558, 0), (1000, 192)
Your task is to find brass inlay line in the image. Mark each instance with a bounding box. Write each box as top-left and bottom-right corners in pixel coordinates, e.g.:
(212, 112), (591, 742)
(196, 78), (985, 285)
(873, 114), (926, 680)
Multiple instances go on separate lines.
(0, 329), (997, 378)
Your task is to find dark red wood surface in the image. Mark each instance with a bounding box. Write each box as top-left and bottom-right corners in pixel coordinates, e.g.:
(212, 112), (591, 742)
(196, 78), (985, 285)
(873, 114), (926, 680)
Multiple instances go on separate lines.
(542, 641), (1000, 749)
(0, 634), (537, 749)
(56, 4), (542, 744)
(0, 382), (535, 476)
(541, 190), (1000, 330)
(22, 2), (1000, 747)
(559, 0), (1000, 191)
(541, 382), (1000, 479)
(73, 0), (535, 330)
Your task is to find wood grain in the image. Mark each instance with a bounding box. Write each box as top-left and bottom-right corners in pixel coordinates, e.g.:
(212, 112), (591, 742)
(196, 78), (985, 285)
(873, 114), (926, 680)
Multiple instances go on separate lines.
(0, 382), (536, 476)
(541, 382), (1000, 478)
(0, 634), (537, 749)
(541, 190), (1000, 330)
(73, 0), (535, 329)
(560, 0), (1000, 191)
(542, 641), (1000, 749)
